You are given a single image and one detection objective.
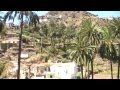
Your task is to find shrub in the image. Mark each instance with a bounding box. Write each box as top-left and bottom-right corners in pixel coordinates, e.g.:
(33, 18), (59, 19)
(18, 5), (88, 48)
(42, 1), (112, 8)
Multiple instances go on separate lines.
(0, 62), (6, 76)
(22, 35), (29, 43)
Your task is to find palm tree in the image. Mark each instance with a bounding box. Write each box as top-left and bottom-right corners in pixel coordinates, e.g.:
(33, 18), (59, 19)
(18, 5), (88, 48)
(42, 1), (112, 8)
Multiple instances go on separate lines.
(0, 17), (4, 33)
(110, 18), (120, 39)
(117, 43), (120, 79)
(80, 19), (103, 46)
(78, 18), (102, 79)
(109, 18), (120, 79)
(0, 17), (4, 50)
(56, 22), (64, 49)
(48, 20), (58, 58)
(29, 13), (39, 45)
(67, 33), (96, 79)
(99, 26), (117, 79)
(38, 23), (49, 53)
(4, 11), (39, 79)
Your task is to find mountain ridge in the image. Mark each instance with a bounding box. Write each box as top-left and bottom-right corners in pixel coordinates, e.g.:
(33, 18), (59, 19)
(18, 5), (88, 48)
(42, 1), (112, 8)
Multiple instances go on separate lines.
(41, 11), (109, 27)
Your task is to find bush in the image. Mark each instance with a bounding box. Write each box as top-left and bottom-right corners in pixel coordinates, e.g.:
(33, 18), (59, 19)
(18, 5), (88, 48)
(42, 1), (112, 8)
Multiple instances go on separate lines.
(0, 63), (6, 75)
(22, 35), (29, 43)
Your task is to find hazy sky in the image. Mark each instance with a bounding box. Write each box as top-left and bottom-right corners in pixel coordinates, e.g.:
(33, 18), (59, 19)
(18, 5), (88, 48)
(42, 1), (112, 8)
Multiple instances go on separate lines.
(87, 11), (120, 18)
(0, 11), (120, 25)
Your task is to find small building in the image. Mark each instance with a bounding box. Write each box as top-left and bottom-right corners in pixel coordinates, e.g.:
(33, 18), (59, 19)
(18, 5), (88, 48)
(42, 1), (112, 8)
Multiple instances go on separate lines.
(47, 62), (78, 79)
(21, 53), (29, 59)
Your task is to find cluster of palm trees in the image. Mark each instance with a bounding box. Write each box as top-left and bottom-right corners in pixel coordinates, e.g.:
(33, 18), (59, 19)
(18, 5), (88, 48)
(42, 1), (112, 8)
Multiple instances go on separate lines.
(67, 19), (101, 79)
(0, 11), (120, 79)
(67, 18), (120, 79)
(99, 18), (120, 79)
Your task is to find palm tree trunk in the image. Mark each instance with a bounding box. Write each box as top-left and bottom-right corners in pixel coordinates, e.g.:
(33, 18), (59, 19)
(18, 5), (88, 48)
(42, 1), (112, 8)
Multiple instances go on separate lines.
(40, 37), (43, 53)
(110, 60), (113, 79)
(32, 32), (34, 45)
(53, 38), (56, 57)
(87, 62), (90, 79)
(79, 58), (84, 79)
(17, 14), (23, 79)
(34, 24), (36, 46)
(28, 65), (31, 78)
(81, 64), (84, 79)
(80, 63), (83, 79)
(117, 44), (120, 79)
(91, 59), (94, 79)
(117, 60), (120, 79)
(85, 66), (87, 79)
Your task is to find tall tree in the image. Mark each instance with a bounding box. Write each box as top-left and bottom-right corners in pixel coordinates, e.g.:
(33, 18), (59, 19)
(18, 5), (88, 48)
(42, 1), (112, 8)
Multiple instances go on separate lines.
(67, 33), (96, 79)
(48, 20), (58, 58)
(0, 16), (4, 50)
(99, 26), (117, 79)
(39, 23), (49, 53)
(109, 18), (120, 79)
(79, 18), (102, 79)
(29, 13), (39, 45)
(0, 16), (4, 33)
(4, 11), (39, 79)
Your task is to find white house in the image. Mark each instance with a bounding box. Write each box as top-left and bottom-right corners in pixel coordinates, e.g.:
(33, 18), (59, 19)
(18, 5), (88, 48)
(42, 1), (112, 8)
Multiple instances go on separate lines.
(49, 62), (77, 79)
(21, 53), (29, 59)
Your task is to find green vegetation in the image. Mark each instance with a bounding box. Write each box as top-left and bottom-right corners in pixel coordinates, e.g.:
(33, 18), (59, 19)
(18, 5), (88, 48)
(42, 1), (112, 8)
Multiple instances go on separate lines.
(0, 62), (6, 76)
(0, 11), (120, 79)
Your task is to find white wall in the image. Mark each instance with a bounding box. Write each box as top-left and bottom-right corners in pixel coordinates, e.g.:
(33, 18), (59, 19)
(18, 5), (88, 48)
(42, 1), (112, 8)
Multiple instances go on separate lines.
(50, 62), (77, 79)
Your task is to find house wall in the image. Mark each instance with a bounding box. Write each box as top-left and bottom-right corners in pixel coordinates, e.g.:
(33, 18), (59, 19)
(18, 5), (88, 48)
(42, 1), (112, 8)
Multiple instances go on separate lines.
(50, 62), (77, 79)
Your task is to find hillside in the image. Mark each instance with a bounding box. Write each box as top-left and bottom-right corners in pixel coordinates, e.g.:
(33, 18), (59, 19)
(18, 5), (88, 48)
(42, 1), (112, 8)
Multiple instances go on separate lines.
(45, 11), (109, 27)
(0, 11), (119, 79)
